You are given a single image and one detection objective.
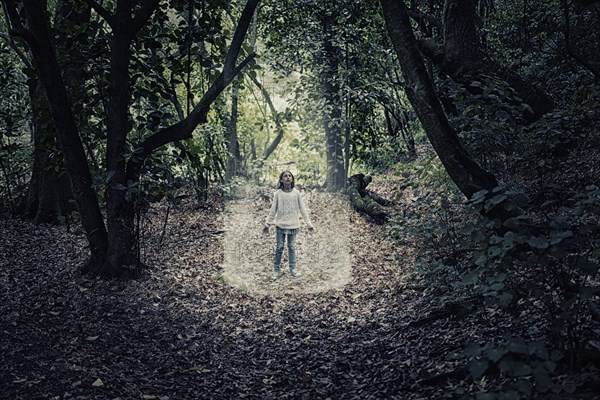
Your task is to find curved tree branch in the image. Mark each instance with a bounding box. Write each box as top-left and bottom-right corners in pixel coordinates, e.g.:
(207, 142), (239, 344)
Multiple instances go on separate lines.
(408, 10), (442, 32)
(0, 33), (31, 67)
(246, 73), (285, 161)
(126, 0), (261, 180)
(414, 0), (554, 123)
(2, 0), (37, 44)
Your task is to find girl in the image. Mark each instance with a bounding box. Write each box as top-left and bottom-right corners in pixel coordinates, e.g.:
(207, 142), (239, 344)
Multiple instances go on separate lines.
(263, 171), (314, 279)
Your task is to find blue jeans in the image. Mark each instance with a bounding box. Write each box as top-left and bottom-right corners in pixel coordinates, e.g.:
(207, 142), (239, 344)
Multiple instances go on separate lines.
(274, 227), (298, 273)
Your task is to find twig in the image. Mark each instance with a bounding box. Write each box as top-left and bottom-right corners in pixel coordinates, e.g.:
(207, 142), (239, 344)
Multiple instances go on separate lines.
(158, 204), (171, 248)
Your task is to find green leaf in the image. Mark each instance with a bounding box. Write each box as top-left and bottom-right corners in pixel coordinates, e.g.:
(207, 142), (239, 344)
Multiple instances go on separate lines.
(515, 379), (532, 396)
(577, 259), (598, 274)
(485, 193), (508, 210)
(511, 363), (532, 377)
(527, 237), (549, 249)
(464, 343), (481, 357)
(462, 270), (480, 285)
(468, 358), (489, 378)
(533, 367), (552, 392)
(485, 347), (505, 362)
(487, 246), (503, 257)
(507, 339), (528, 354)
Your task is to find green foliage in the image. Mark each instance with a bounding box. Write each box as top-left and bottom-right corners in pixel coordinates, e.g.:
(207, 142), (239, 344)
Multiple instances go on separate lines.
(466, 338), (570, 399)
(487, 0), (600, 100)
(0, 41), (31, 213)
(55, 0), (234, 208)
(260, 0), (418, 181)
(388, 154), (471, 291)
(526, 84), (600, 165)
(442, 75), (527, 177)
(457, 184), (600, 396)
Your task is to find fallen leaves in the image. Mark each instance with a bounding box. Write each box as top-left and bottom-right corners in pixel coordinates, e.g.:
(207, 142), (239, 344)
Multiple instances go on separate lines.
(0, 188), (574, 399)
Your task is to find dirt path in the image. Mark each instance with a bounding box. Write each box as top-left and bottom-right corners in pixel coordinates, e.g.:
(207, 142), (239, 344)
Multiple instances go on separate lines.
(1, 184), (482, 400)
(222, 184), (352, 294)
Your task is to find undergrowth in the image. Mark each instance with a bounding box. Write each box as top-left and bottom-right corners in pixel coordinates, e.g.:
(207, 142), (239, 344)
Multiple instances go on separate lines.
(383, 127), (600, 399)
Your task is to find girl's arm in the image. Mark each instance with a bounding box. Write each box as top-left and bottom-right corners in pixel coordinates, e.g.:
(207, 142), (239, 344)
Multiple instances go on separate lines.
(265, 190), (279, 226)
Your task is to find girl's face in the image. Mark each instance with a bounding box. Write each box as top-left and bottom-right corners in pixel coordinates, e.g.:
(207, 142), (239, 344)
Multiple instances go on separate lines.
(280, 172), (294, 188)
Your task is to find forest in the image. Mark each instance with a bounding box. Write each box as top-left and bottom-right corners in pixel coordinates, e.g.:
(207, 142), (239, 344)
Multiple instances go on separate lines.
(0, 0), (599, 399)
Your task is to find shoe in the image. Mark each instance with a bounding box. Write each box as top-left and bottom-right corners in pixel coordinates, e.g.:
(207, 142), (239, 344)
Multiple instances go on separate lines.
(290, 270), (301, 277)
(271, 271), (282, 280)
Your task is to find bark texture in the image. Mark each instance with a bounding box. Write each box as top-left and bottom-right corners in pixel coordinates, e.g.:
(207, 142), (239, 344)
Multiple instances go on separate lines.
(319, 6), (347, 192)
(8, 0), (109, 268)
(22, 80), (73, 223)
(22, 0), (90, 224)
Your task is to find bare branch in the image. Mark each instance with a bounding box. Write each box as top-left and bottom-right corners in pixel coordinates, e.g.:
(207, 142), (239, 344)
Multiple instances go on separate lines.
(0, 33), (31, 67)
(81, 0), (115, 29)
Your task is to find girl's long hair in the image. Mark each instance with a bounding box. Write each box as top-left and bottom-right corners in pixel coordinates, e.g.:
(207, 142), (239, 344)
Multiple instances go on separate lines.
(278, 170), (295, 189)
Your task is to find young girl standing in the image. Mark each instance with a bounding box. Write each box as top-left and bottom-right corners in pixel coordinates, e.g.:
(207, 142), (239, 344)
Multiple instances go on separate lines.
(263, 171), (314, 279)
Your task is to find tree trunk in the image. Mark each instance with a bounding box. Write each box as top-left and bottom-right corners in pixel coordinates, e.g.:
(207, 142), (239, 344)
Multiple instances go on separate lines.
(445, 0), (554, 122)
(22, 0), (90, 224)
(226, 77), (242, 181)
(22, 79), (73, 223)
(10, 1), (109, 268)
(320, 7), (347, 191)
(102, 3), (144, 278)
(561, 0), (600, 81)
(380, 0), (499, 200)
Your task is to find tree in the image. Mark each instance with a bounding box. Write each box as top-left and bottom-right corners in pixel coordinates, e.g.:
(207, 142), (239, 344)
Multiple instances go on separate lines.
(413, 0), (555, 122)
(0, 36), (29, 215)
(3, 0), (260, 278)
(20, 0), (91, 224)
(261, 0), (350, 190)
(380, 0), (499, 201)
(246, 73), (285, 163)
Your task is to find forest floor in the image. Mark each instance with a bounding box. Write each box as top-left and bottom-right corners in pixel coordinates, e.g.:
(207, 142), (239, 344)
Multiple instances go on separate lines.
(0, 178), (595, 399)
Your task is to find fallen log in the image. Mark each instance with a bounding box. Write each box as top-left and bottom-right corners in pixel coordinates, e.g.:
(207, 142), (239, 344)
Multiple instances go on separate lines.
(347, 174), (390, 224)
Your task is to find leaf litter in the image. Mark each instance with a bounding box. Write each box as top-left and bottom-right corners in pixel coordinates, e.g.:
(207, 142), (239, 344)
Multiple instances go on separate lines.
(0, 182), (562, 399)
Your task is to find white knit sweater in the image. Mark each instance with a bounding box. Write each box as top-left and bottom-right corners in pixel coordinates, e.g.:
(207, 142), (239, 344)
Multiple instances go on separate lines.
(266, 188), (313, 229)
